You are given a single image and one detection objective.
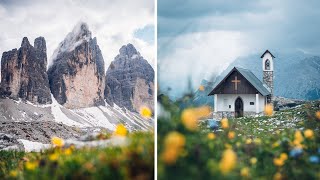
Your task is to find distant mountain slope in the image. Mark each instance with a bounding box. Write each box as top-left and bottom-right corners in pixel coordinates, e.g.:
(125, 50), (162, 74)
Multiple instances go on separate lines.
(0, 96), (153, 132)
(193, 52), (320, 106)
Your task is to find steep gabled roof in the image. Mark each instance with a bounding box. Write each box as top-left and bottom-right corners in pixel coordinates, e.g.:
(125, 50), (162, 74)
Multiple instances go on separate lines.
(260, 50), (275, 58)
(208, 67), (271, 96)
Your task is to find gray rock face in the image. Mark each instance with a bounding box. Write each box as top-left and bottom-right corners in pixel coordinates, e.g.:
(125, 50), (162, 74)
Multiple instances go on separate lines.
(0, 37), (52, 104)
(47, 22), (105, 108)
(105, 44), (154, 112)
(0, 133), (24, 151)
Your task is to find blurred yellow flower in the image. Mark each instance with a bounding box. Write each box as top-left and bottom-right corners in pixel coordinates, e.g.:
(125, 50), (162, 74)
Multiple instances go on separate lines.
(316, 111), (320, 120)
(140, 106), (152, 118)
(240, 167), (250, 177)
(273, 158), (285, 167)
(228, 131), (235, 139)
(264, 104), (273, 116)
(273, 172), (282, 180)
(164, 131), (185, 149)
(162, 131), (186, 165)
(25, 161), (38, 171)
(49, 153), (59, 161)
(250, 157), (257, 165)
(9, 170), (18, 177)
(221, 118), (229, 129)
(207, 132), (215, 140)
(199, 85), (205, 91)
(219, 149), (237, 174)
(272, 141), (280, 148)
(280, 153), (288, 161)
(181, 106), (210, 131)
(64, 148), (72, 155)
(245, 139), (252, 144)
(161, 148), (179, 165)
(254, 138), (262, 145)
(304, 129), (314, 139)
(51, 137), (64, 147)
(293, 130), (304, 146)
(114, 124), (127, 136)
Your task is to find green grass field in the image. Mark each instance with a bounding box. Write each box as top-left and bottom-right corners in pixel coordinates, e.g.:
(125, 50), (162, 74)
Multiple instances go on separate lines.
(158, 95), (320, 180)
(0, 132), (154, 180)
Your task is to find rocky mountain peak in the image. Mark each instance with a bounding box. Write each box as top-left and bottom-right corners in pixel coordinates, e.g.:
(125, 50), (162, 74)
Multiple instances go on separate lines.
(34, 36), (46, 53)
(48, 22), (105, 108)
(119, 43), (139, 58)
(0, 37), (52, 104)
(50, 22), (92, 62)
(105, 44), (154, 112)
(21, 37), (30, 47)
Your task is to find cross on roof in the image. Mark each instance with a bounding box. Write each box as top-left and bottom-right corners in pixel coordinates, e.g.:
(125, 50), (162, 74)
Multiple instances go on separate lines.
(231, 76), (241, 90)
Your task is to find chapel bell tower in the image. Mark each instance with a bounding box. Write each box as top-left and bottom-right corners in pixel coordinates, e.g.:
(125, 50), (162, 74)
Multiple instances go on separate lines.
(261, 50), (275, 103)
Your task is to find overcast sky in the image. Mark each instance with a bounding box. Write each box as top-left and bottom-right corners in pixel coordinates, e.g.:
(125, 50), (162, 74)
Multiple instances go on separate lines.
(158, 0), (320, 98)
(0, 0), (154, 68)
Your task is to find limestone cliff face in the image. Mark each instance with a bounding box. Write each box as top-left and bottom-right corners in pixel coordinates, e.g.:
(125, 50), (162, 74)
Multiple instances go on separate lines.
(0, 37), (52, 104)
(47, 22), (105, 108)
(105, 44), (154, 112)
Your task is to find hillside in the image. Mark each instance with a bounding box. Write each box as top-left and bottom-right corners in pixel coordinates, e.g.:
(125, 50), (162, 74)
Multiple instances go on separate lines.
(158, 94), (320, 179)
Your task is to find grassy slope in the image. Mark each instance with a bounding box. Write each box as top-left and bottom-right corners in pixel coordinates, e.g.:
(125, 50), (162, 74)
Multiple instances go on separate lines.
(158, 96), (320, 180)
(0, 132), (154, 180)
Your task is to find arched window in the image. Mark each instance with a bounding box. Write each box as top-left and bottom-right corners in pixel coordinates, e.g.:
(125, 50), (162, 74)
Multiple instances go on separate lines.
(265, 59), (270, 70)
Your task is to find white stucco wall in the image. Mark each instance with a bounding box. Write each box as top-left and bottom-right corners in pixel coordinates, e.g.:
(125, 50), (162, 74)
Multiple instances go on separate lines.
(215, 94), (266, 113)
(262, 52), (274, 71)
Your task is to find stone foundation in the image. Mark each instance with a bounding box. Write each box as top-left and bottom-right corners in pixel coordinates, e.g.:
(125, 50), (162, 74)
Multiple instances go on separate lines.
(212, 111), (263, 119)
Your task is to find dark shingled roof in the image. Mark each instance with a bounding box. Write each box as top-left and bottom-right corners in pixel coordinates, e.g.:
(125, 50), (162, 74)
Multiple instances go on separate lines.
(260, 50), (275, 58)
(208, 67), (271, 96)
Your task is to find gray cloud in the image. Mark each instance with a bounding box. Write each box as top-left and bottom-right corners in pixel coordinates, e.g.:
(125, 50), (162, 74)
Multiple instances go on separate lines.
(158, 0), (320, 98)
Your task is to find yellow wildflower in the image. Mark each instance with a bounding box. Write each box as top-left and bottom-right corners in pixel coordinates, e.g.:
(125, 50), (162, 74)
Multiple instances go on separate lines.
(219, 149), (237, 174)
(316, 111), (320, 120)
(250, 157), (257, 165)
(280, 153), (288, 161)
(207, 132), (215, 140)
(164, 131), (186, 149)
(228, 131), (235, 139)
(240, 167), (250, 177)
(199, 85), (205, 91)
(273, 172), (282, 180)
(221, 118), (229, 129)
(272, 141), (280, 148)
(181, 106), (210, 131)
(162, 132), (186, 165)
(9, 170), (18, 177)
(273, 158), (285, 167)
(64, 148), (72, 155)
(264, 104), (273, 116)
(304, 129), (314, 139)
(161, 148), (179, 165)
(114, 124), (127, 136)
(49, 153), (59, 161)
(293, 130), (304, 146)
(25, 161), (38, 171)
(140, 106), (152, 118)
(254, 138), (262, 145)
(51, 137), (64, 147)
